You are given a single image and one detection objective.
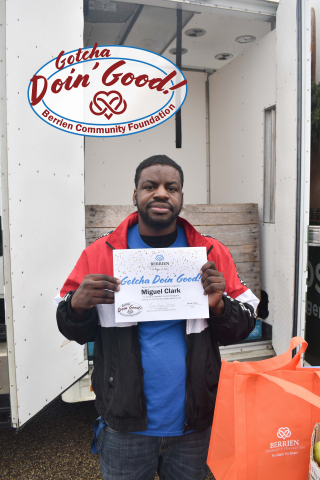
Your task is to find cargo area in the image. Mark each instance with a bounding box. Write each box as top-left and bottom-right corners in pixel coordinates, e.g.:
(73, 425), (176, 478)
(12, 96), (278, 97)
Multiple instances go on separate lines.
(82, 0), (281, 359)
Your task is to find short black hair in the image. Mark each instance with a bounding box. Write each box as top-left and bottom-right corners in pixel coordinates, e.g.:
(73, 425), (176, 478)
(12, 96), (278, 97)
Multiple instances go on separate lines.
(134, 155), (184, 188)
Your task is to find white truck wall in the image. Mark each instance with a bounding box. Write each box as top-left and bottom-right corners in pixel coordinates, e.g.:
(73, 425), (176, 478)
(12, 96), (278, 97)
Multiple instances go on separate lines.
(0, 176), (3, 297)
(209, 30), (277, 323)
(5, 0), (87, 426)
(209, 0), (299, 355)
(85, 71), (207, 205)
(272, 0), (298, 355)
(311, 0), (320, 84)
(310, 1), (320, 215)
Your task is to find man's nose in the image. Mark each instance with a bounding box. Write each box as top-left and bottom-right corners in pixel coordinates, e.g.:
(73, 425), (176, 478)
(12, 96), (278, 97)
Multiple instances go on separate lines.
(154, 185), (169, 198)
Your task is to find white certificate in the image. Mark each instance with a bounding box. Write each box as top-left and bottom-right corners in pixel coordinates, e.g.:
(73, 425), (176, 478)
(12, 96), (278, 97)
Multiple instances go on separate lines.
(113, 247), (209, 323)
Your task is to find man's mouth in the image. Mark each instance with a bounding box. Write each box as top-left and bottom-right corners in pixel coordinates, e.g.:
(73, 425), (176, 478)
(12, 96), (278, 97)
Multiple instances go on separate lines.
(148, 202), (173, 214)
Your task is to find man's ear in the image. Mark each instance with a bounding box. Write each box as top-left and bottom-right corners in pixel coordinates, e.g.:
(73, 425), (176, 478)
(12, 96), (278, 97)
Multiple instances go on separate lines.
(181, 191), (184, 208)
(133, 189), (137, 206)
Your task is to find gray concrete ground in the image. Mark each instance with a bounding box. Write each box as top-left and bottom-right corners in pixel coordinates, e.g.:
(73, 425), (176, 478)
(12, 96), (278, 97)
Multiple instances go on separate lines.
(0, 396), (214, 480)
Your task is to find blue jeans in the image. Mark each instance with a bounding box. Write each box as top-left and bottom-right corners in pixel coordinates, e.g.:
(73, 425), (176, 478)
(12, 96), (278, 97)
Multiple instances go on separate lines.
(97, 423), (211, 480)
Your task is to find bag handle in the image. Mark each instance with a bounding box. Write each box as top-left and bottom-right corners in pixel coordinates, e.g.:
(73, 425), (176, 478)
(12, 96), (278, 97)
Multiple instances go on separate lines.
(289, 336), (308, 354)
(233, 336), (307, 374)
(259, 372), (320, 409)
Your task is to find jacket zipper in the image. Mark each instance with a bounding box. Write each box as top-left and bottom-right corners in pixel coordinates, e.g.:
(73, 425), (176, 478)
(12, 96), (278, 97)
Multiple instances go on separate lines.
(207, 245), (213, 255)
(105, 241), (115, 250)
(184, 327), (191, 434)
(183, 243), (211, 434)
(106, 238), (147, 424)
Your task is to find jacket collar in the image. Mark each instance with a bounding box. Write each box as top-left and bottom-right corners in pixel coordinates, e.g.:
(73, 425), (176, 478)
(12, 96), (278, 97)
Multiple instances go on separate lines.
(105, 211), (213, 252)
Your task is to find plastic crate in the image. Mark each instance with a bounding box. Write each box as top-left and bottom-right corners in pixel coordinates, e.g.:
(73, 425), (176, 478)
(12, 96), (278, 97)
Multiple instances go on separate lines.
(246, 319), (262, 340)
(88, 341), (94, 357)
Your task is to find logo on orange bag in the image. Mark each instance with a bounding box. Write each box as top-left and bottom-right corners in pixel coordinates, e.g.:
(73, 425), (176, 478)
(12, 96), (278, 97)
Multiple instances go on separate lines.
(270, 427), (299, 449)
(277, 428), (291, 440)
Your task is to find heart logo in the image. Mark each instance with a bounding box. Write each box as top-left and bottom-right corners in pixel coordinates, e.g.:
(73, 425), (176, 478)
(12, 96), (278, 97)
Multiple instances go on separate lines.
(277, 427), (291, 439)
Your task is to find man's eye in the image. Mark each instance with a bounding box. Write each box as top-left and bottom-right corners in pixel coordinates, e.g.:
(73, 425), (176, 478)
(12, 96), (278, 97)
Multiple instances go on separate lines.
(145, 185), (154, 190)
(168, 187), (177, 192)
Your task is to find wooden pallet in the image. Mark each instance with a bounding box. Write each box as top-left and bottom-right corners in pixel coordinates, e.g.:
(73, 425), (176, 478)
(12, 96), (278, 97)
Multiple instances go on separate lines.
(85, 204), (261, 299)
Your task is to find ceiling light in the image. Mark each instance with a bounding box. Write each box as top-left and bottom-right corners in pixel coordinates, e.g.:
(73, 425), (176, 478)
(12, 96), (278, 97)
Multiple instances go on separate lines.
(215, 53), (233, 60)
(235, 35), (256, 44)
(185, 28), (206, 37)
(169, 48), (188, 55)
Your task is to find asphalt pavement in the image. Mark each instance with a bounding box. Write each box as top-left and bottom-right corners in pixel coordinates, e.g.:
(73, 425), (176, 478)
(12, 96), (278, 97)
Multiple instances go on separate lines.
(0, 396), (214, 480)
(1, 396), (102, 479)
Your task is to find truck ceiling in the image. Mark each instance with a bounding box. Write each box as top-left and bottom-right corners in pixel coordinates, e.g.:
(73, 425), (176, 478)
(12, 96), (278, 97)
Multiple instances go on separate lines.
(84, 0), (277, 70)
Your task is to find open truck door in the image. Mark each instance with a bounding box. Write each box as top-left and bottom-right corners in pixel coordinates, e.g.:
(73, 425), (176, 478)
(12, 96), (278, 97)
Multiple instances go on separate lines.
(0, 1), (88, 428)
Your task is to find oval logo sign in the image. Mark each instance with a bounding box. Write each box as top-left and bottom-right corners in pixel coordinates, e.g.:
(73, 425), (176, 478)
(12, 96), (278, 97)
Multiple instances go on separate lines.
(118, 302), (143, 316)
(28, 44), (188, 137)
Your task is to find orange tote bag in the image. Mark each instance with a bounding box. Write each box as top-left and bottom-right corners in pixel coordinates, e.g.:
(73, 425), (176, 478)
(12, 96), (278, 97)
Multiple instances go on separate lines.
(233, 369), (320, 480)
(207, 337), (307, 480)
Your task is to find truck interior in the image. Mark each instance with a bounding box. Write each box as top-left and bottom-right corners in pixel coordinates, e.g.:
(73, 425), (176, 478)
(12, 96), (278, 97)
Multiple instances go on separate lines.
(82, 0), (278, 372)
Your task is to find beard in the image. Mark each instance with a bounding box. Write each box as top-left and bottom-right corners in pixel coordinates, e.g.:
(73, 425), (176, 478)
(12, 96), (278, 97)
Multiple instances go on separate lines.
(136, 198), (183, 231)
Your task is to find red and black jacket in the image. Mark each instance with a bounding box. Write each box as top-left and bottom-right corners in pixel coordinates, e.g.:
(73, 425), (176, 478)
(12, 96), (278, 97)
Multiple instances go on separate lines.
(56, 212), (257, 433)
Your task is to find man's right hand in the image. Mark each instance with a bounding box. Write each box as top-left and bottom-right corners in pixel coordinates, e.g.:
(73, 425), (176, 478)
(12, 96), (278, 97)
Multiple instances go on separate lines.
(71, 274), (121, 315)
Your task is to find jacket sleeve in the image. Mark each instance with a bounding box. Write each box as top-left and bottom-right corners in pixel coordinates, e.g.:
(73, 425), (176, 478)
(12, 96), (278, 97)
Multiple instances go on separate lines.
(55, 249), (99, 345)
(208, 294), (257, 346)
(56, 291), (99, 345)
(207, 242), (259, 346)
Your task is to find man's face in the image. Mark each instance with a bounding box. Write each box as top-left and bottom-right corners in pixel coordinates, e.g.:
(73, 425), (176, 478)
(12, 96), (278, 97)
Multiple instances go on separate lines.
(133, 164), (183, 232)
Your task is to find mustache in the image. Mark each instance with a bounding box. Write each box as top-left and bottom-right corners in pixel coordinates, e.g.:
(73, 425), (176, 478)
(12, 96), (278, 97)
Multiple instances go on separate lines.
(146, 200), (174, 211)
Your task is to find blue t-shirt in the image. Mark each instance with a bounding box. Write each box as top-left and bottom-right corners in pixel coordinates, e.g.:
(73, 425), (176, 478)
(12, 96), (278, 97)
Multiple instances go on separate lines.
(127, 224), (189, 436)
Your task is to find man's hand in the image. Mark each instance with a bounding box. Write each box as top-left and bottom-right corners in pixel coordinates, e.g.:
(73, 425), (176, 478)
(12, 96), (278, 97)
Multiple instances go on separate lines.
(71, 274), (121, 315)
(200, 261), (226, 316)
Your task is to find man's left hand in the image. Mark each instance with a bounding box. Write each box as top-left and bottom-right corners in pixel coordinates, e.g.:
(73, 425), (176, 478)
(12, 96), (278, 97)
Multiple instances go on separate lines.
(200, 261), (226, 316)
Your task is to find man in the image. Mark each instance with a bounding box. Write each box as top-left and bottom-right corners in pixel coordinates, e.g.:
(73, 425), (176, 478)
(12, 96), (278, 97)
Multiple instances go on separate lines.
(56, 155), (258, 480)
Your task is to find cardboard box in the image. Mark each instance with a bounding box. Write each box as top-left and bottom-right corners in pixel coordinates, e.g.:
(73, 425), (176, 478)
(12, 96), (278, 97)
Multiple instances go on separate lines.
(309, 423), (320, 480)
